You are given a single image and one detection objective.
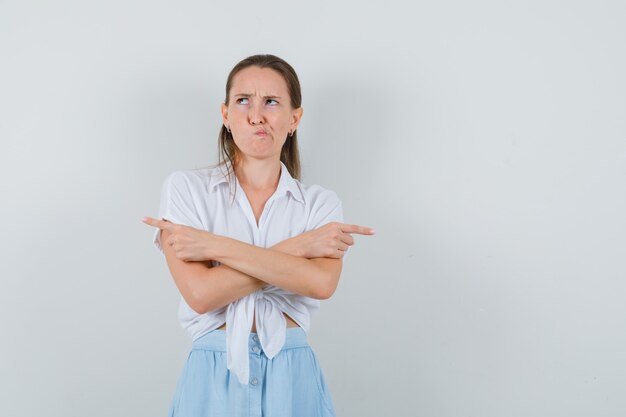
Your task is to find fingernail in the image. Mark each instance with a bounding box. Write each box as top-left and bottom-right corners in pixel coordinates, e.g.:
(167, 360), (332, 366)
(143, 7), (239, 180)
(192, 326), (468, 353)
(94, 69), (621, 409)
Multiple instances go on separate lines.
(141, 217), (148, 222)
(370, 229), (376, 234)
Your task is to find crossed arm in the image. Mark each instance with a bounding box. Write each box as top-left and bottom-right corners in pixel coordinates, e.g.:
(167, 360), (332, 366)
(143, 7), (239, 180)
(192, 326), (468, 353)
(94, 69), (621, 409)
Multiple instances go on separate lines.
(158, 227), (342, 314)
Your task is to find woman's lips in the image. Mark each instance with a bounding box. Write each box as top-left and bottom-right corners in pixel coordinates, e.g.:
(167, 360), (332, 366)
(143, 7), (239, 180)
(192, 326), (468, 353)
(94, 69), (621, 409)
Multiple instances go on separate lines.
(255, 131), (267, 137)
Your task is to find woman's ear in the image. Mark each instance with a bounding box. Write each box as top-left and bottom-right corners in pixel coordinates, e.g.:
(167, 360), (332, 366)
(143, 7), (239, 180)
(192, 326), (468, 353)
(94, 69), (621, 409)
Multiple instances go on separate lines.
(221, 102), (229, 127)
(290, 107), (303, 131)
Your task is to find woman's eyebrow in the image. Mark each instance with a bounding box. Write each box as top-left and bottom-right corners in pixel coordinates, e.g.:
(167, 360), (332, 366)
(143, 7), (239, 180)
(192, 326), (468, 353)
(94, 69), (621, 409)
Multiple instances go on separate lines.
(233, 93), (282, 99)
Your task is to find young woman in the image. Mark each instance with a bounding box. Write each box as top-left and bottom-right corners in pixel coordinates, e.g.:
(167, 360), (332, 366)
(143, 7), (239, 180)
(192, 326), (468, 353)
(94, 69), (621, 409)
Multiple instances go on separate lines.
(143, 54), (375, 417)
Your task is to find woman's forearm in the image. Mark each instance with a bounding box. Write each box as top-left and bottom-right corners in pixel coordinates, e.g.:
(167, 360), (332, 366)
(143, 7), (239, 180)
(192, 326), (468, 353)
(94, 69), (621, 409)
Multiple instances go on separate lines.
(191, 238), (304, 313)
(210, 235), (335, 300)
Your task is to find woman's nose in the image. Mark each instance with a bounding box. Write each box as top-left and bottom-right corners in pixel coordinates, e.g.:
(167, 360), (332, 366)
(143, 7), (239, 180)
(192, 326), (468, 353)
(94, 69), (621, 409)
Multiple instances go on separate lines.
(248, 102), (264, 125)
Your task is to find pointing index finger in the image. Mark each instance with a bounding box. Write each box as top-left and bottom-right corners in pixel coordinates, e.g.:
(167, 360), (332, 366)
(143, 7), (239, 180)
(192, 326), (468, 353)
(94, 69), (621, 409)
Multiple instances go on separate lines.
(340, 223), (376, 235)
(142, 216), (175, 231)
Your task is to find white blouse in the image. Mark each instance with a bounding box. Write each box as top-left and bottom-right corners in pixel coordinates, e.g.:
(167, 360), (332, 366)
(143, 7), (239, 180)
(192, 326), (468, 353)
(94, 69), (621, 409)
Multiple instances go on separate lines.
(152, 160), (345, 385)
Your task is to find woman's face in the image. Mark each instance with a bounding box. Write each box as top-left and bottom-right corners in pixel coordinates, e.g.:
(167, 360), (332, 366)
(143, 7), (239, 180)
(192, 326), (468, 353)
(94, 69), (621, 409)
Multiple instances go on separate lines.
(221, 66), (303, 162)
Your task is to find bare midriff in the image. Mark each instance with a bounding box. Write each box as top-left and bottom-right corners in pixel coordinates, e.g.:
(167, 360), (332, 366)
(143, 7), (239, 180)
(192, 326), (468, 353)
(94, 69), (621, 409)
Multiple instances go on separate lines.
(217, 312), (300, 332)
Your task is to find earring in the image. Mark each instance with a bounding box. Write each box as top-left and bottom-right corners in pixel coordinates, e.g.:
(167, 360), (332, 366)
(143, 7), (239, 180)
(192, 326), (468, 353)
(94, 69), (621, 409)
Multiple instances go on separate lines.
(226, 126), (231, 133)
(288, 130), (294, 137)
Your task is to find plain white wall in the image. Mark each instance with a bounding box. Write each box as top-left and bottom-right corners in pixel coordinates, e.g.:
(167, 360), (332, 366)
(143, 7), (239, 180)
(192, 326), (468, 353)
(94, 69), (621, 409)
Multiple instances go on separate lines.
(1, 1), (625, 416)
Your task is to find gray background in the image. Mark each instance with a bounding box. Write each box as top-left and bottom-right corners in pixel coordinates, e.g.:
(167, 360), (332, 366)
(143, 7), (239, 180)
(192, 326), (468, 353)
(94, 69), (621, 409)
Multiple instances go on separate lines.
(1, 1), (625, 416)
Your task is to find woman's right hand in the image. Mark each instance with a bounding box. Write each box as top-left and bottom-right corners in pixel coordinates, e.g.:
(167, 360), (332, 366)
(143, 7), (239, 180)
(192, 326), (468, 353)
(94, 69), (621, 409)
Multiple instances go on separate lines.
(290, 222), (375, 259)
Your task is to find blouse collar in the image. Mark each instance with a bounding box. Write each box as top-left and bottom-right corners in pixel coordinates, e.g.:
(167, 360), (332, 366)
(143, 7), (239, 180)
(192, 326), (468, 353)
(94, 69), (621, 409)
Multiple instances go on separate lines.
(210, 160), (304, 204)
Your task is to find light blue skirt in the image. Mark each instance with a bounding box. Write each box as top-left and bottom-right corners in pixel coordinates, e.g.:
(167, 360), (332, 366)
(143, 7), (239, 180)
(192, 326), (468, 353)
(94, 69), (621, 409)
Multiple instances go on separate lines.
(168, 327), (337, 417)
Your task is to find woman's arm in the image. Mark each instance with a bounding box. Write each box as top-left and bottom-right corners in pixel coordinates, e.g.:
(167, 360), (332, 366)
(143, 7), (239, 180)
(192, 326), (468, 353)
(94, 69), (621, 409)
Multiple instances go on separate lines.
(160, 228), (313, 314)
(149, 217), (373, 314)
(209, 233), (342, 301)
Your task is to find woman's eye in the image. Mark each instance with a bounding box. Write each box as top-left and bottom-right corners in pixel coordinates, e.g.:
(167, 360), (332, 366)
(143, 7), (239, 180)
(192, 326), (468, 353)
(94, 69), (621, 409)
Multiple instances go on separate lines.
(236, 98), (249, 105)
(266, 99), (278, 106)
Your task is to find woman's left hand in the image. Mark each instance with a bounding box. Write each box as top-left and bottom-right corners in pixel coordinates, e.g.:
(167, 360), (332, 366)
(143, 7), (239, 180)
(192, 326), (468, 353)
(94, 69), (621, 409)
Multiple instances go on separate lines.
(142, 217), (216, 262)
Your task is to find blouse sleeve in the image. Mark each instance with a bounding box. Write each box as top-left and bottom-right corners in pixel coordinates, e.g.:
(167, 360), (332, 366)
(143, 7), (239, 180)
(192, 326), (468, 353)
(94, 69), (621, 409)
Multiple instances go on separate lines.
(152, 171), (205, 254)
(306, 188), (350, 260)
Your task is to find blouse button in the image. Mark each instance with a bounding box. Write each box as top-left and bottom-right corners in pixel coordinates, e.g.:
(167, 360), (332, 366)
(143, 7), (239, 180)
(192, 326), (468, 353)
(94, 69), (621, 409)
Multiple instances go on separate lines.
(250, 377), (259, 386)
(252, 346), (260, 353)
(252, 334), (259, 342)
